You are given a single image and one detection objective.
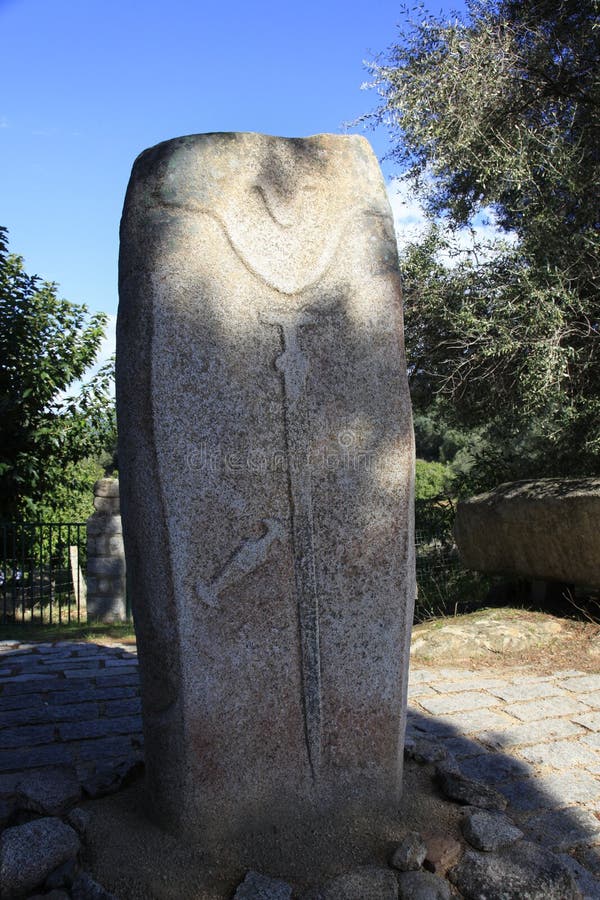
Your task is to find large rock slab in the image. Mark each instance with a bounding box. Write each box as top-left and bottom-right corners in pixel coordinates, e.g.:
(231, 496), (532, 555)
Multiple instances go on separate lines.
(454, 478), (600, 586)
(117, 133), (415, 869)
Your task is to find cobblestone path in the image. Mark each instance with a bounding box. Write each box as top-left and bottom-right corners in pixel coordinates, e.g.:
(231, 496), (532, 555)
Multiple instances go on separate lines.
(1, 641), (599, 890)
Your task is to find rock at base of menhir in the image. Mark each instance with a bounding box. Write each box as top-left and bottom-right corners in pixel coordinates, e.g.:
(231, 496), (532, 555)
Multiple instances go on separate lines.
(449, 840), (579, 899)
(436, 766), (507, 811)
(391, 831), (428, 871)
(462, 808), (523, 852)
(0, 817), (80, 899)
(397, 869), (452, 900)
(233, 870), (293, 899)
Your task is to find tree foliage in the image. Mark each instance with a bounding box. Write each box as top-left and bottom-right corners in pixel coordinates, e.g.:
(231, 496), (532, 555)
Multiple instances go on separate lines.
(0, 227), (115, 520)
(367, 0), (600, 487)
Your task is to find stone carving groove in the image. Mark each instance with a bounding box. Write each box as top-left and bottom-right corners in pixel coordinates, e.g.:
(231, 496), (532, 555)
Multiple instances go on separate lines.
(262, 308), (322, 776)
(196, 517), (285, 609)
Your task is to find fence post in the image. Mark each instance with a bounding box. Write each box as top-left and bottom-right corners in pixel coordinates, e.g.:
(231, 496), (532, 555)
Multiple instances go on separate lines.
(86, 479), (127, 622)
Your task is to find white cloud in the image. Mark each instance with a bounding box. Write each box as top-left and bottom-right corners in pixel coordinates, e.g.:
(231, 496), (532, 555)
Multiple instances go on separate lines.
(0, 116), (9, 129)
(386, 179), (515, 266)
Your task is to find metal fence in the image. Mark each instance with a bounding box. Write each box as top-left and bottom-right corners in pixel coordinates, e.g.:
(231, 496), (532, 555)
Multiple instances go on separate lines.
(0, 505), (471, 628)
(0, 522), (87, 626)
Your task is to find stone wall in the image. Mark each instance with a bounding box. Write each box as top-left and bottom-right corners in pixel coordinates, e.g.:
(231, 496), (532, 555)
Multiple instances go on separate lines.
(86, 478), (127, 622)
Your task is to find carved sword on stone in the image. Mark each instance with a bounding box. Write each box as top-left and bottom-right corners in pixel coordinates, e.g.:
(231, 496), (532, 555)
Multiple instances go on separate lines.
(262, 309), (322, 777)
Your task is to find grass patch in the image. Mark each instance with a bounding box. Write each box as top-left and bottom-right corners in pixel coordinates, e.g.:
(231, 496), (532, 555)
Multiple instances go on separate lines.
(0, 621), (136, 644)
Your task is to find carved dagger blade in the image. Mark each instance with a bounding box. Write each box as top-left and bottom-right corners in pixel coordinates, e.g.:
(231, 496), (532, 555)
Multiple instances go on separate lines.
(264, 310), (322, 777)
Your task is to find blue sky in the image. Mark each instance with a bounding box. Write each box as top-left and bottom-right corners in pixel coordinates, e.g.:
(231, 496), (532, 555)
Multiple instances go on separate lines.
(1, 0), (466, 349)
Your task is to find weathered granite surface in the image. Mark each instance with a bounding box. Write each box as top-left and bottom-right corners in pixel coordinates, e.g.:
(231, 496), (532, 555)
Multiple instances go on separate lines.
(116, 132), (415, 868)
(454, 478), (600, 586)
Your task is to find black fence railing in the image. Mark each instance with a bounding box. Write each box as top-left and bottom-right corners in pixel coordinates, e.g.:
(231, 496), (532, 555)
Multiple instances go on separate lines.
(1, 505), (479, 628)
(0, 522), (87, 626)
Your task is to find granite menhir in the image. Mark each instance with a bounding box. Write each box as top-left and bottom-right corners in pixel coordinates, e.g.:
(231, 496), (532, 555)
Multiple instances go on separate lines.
(116, 132), (415, 874)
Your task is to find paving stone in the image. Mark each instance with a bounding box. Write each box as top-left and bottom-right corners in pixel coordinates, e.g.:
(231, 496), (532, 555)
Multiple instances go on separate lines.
(46, 686), (137, 705)
(0, 743), (74, 773)
(449, 841), (578, 899)
(488, 682), (569, 702)
(92, 666), (139, 678)
(16, 767), (81, 815)
(0, 693), (46, 711)
(418, 692), (496, 716)
(63, 668), (105, 679)
(73, 735), (140, 762)
(2, 674), (61, 689)
(408, 670), (436, 685)
(478, 717), (584, 750)
(433, 668), (478, 682)
(0, 723), (57, 749)
(428, 679), (507, 695)
(439, 736), (487, 759)
(509, 696), (592, 722)
(2, 678), (86, 696)
(582, 732), (600, 749)
(103, 658), (138, 667)
(100, 698), (142, 717)
(59, 716), (142, 741)
(582, 692), (600, 710)
(518, 738), (600, 769)
(89, 674), (140, 688)
(407, 712), (455, 737)
(536, 770), (600, 805)
(461, 809), (523, 851)
(458, 752), (531, 785)
(561, 675), (600, 694)
(574, 712), (600, 731)
(47, 703), (101, 723)
(497, 777), (561, 812)
(2, 706), (54, 726)
(407, 685), (438, 700)
(557, 852), (600, 899)
(438, 709), (516, 734)
(525, 807), (600, 851)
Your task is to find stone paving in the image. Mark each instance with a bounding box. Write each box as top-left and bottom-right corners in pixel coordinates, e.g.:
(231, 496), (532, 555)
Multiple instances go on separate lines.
(0, 640), (142, 796)
(1, 641), (600, 891)
(407, 664), (600, 892)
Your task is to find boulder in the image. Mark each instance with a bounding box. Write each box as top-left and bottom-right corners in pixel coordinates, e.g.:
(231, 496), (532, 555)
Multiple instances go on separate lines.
(454, 478), (600, 586)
